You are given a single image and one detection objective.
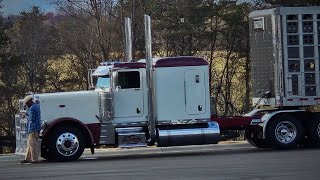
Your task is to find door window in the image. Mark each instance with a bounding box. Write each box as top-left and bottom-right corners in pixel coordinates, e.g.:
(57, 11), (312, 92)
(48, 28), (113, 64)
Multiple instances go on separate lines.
(117, 71), (140, 89)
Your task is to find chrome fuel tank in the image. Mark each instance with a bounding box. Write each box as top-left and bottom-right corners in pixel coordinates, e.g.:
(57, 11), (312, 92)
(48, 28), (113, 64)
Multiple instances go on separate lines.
(157, 121), (220, 147)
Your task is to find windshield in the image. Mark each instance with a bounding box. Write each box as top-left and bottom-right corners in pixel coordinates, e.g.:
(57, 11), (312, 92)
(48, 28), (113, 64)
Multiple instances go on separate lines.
(96, 76), (110, 89)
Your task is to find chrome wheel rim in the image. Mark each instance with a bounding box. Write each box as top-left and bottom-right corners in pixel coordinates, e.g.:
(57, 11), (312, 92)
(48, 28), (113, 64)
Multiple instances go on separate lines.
(275, 121), (297, 144)
(56, 132), (79, 157)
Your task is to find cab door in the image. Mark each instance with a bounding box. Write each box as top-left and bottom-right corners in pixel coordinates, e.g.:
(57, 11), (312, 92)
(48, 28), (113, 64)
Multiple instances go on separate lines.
(113, 70), (144, 117)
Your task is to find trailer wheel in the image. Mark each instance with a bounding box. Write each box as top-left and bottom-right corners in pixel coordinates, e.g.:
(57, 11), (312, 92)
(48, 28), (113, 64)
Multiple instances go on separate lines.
(47, 126), (85, 161)
(266, 114), (303, 149)
(244, 130), (270, 148)
(307, 118), (320, 146)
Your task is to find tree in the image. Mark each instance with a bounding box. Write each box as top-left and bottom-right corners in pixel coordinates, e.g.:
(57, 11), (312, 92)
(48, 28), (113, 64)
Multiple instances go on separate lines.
(211, 1), (252, 116)
(10, 6), (59, 93)
(0, 0), (21, 138)
(52, 0), (123, 89)
(52, 0), (117, 60)
(151, 0), (209, 56)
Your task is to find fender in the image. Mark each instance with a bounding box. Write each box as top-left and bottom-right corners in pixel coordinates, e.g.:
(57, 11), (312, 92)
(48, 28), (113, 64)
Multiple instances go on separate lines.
(259, 110), (305, 139)
(42, 117), (95, 147)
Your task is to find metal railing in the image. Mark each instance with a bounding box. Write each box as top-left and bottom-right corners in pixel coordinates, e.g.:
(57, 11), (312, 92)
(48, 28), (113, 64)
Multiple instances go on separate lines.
(15, 113), (27, 155)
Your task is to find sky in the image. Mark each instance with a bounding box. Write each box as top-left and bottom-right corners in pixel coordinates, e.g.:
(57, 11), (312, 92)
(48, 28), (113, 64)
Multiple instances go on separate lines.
(1, 0), (56, 16)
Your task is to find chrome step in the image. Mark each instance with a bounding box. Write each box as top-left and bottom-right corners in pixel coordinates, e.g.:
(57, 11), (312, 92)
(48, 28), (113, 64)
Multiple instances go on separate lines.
(116, 127), (147, 148)
(99, 123), (115, 145)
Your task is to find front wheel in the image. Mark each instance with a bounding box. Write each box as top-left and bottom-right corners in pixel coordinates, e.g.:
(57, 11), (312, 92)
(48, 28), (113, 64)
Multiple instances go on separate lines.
(266, 114), (303, 149)
(46, 126), (85, 161)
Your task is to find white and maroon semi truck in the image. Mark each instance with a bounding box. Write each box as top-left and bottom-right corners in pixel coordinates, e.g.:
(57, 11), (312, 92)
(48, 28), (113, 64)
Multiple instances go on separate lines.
(15, 7), (320, 161)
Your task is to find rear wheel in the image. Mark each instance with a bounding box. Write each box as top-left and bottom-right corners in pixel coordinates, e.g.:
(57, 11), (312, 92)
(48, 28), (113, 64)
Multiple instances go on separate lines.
(307, 118), (320, 146)
(266, 114), (303, 149)
(245, 130), (270, 148)
(47, 126), (85, 161)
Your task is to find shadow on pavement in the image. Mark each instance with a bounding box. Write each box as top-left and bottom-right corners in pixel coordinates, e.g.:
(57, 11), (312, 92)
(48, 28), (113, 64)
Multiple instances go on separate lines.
(34, 145), (320, 164)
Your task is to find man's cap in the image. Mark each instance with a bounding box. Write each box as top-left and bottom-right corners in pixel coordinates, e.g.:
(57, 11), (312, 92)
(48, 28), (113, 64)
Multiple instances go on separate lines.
(23, 95), (33, 106)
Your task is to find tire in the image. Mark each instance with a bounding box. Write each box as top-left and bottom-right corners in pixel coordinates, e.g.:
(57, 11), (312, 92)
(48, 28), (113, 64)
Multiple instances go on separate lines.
(245, 130), (271, 148)
(47, 125), (85, 161)
(266, 114), (303, 149)
(40, 144), (50, 160)
(307, 118), (320, 146)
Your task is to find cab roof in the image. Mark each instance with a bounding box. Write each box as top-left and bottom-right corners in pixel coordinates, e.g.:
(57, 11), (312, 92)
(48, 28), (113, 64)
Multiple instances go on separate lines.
(153, 56), (208, 67)
(113, 56), (208, 69)
(96, 56), (208, 73)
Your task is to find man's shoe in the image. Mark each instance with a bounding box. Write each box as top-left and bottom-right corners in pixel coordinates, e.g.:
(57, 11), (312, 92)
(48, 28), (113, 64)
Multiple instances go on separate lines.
(19, 160), (30, 164)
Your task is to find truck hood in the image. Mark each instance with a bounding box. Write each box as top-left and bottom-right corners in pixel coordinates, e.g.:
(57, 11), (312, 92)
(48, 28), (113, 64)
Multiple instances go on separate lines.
(36, 91), (101, 124)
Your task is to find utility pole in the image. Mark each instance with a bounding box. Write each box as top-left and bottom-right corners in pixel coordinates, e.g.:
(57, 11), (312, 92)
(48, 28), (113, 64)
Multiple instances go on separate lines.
(131, 0), (135, 60)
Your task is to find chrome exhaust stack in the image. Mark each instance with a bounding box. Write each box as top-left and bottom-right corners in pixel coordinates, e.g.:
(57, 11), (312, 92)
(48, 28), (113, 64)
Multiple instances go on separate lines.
(157, 122), (220, 147)
(144, 14), (156, 145)
(124, 17), (133, 62)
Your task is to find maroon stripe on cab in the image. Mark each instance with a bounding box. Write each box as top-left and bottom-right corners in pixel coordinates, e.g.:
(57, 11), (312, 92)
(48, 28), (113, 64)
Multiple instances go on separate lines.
(314, 97), (320, 100)
(287, 99), (293, 101)
(113, 62), (146, 69)
(154, 57), (208, 67)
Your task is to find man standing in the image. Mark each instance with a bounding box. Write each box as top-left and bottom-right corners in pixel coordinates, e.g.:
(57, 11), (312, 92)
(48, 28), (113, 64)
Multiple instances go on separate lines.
(20, 95), (41, 164)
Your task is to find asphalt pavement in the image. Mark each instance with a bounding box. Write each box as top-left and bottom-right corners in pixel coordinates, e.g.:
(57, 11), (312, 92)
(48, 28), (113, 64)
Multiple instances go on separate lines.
(1, 142), (320, 180)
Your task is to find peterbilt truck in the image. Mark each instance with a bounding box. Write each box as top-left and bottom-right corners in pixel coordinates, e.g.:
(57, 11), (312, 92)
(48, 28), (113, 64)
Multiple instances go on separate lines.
(15, 7), (320, 161)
